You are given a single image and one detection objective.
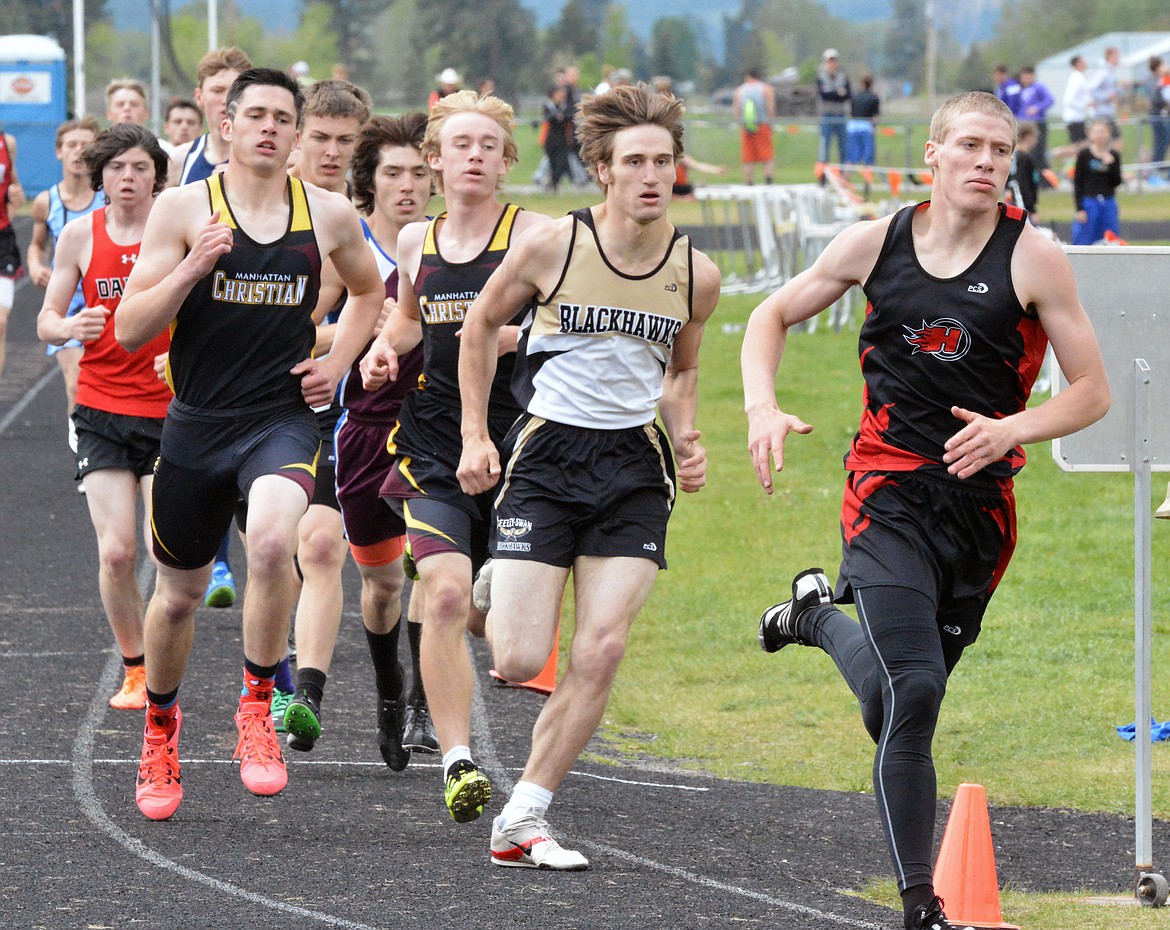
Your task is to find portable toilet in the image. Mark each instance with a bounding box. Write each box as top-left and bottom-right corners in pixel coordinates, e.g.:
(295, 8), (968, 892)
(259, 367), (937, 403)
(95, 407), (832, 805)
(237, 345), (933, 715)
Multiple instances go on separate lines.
(0, 35), (67, 196)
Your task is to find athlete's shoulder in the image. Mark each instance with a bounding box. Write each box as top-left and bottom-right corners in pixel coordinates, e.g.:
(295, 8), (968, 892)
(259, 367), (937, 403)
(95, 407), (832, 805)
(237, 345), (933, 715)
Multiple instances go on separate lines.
(31, 188), (50, 219)
(511, 208), (554, 236)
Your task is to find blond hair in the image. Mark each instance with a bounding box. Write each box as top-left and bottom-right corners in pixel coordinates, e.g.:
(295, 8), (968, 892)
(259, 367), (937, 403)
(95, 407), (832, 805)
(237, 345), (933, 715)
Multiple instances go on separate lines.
(422, 90), (519, 192)
(195, 47), (252, 86)
(302, 79), (372, 125)
(576, 82), (685, 188)
(929, 91), (1016, 147)
(104, 78), (147, 105)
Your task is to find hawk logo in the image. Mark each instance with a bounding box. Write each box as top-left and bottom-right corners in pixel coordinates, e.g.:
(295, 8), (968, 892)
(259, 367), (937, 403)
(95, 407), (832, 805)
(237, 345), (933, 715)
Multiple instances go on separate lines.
(496, 517), (533, 553)
(903, 318), (970, 361)
(967, 282), (988, 293)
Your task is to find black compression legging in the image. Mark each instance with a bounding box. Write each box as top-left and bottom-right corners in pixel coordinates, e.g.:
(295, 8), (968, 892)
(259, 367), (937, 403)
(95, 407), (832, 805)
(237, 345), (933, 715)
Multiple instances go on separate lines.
(806, 584), (969, 893)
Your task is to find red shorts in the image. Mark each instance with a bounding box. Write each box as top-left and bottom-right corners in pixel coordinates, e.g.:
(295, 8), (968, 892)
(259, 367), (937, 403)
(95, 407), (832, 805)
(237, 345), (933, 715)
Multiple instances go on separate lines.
(740, 127), (774, 164)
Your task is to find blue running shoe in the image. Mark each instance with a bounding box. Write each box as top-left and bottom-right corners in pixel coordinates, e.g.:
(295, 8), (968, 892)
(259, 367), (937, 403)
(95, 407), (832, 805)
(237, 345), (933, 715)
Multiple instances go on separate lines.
(205, 560), (237, 608)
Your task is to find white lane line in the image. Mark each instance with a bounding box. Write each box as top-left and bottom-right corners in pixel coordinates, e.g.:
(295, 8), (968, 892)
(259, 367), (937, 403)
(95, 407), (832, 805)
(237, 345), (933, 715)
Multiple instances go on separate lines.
(71, 652), (381, 930)
(470, 650), (881, 930)
(0, 366), (57, 436)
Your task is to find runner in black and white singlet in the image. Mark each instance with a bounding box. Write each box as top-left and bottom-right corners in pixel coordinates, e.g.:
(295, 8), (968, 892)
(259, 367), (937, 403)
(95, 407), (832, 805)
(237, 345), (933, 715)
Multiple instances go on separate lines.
(743, 92), (1109, 930)
(116, 68), (385, 823)
(167, 46), (252, 188)
(359, 90), (550, 826)
(457, 83), (721, 871)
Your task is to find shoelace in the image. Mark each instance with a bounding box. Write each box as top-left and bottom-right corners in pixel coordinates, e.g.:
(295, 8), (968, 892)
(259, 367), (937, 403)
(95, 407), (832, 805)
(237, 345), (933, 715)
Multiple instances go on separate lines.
(412, 704), (431, 729)
(139, 730), (178, 785)
(234, 708), (281, 765)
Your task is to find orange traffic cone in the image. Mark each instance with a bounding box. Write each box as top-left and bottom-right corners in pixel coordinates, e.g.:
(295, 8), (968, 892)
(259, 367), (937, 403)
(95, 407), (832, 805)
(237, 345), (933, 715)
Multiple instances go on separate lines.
(888, 170), (903, 198)
(933, 784), (1020, 929)
(490, 623), (559, 695)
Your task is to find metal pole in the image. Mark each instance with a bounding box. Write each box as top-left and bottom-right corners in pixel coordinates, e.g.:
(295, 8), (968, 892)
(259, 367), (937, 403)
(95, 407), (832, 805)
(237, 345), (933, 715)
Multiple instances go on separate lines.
(208, 0), (219, 51)
(1134, 357), (1154, 887)
(73, 0), (85, 117)
(924, 0), (936, 114)
(150, 1), (162, 130)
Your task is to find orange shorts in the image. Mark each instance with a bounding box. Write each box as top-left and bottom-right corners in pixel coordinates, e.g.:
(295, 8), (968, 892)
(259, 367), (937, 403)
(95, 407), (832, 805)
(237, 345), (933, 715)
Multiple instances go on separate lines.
(740, 126), (774, 164)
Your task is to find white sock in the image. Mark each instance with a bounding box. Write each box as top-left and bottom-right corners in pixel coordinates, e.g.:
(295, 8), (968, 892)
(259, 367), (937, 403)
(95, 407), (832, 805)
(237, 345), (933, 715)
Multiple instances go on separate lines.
(499, 780), (554, 826)
(442, 745), (473, 780)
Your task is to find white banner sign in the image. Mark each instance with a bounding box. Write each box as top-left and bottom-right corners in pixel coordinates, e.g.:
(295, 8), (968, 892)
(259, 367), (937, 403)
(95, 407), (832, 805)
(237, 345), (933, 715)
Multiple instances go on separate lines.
(0, 71), (52, 105)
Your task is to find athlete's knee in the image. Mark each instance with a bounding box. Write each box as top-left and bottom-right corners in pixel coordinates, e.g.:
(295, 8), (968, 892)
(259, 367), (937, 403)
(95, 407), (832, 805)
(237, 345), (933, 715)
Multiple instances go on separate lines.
(359, 562), (405, 614)
(98, 534), (138, 581)
(148, 579), (202, 625)
(491, 630), (550, 683)
(892, 666), (947, 724)
(421, 573), (472, 631)
(245, 527), (298, 580)
(296, 525), (346, 577)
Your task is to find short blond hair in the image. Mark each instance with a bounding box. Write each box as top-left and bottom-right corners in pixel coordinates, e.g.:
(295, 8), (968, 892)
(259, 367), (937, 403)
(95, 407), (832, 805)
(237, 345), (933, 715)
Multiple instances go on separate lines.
(196, 47), (252, 86)
(105, 78), (147, 105)
(929, 91), (1016, 147)
(302, 79), (372, 125)
(422, 90), (519, 192)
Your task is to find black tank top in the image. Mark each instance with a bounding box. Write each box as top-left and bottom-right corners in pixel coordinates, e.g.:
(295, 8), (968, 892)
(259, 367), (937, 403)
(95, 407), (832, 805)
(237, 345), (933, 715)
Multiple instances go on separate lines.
(388, 204), (529, 463)
(846, 201), (1047, 481)
(167, 174), (322, 415)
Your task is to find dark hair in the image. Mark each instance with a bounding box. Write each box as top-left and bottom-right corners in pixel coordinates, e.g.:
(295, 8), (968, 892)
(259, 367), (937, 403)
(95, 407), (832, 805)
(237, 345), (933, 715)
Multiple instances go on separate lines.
(165, 97), (201, 121)
(576, 82), (685, 187)
(1151, 56), (1164, 74)
(351, 112), (429, 215)
(225, 68), (305, 125)
(1070, 55), (1084, 68)
(84, 123), (169, 194)
(55, 115), (101, 149)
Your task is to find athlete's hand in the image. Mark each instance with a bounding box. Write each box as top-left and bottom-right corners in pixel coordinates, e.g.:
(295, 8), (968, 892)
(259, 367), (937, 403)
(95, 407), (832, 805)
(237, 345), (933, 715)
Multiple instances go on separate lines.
(675, 429), (707, 493)
(153, 351), (168, 382)
(30, 264), (51, 288)
(359, 336), (399, 391)
(292, 356), (340, 408)
(747, 407), (813, 494)
(69, 305), (110, 343)
(944, 406), (1016, 479)
(182, 209), (233, 280)
(457, 436), (501, 496)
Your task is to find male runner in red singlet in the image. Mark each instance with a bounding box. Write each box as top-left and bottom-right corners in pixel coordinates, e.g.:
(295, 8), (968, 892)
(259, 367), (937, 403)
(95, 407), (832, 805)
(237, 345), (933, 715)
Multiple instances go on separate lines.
(360, 90), (549, 823)
(37, 124), (172, 711)
(0, 125), (26, 380)
(116, 68), (385, 821)
(458, 83), (720, 870)
(742, 92), (1110, 930)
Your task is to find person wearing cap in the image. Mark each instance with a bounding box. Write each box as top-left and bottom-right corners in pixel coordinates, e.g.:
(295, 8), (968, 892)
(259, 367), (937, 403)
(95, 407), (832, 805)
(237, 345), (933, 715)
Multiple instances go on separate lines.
(429, 68), (462, 110)
(816, 49), (851, 169)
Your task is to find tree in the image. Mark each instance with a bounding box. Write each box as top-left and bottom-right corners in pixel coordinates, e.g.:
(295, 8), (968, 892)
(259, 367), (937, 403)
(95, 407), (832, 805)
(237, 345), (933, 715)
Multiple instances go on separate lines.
(546, 0), (601, 59)
(883, 0), (926, 89)
(600, 4), (636, 73)
(312, 0), (395, 80)
(651, 17), (701, 83)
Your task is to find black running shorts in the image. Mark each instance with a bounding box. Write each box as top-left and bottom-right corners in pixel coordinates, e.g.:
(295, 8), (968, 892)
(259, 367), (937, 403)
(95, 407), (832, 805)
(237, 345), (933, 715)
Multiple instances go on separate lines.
(72, 403), (164, 480)
(490, 414), (676, 570)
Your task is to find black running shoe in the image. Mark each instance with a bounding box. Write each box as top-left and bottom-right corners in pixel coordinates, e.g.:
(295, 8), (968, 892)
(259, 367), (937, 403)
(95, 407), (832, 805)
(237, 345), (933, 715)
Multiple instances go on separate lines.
(376, 696), (411, 771)
(757, 567), (833, 653)
(908, 896), (976, 930)
(284, 691), (321, 752)
(403, 697), (439, 753)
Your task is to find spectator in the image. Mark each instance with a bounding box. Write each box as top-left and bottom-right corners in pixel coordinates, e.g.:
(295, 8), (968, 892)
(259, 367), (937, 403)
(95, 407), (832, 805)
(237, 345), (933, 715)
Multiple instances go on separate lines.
(734, 69), (775, 185)
(1087, 47), (1122, 141)
(993, 64), (1021, 116)
(1062, 55), (1091, 150)
(1007, 122), (1041, 220)
(817, 49), (851, 167)
(1071, 118), (1123, 245)
(540, 84), (573, 192)
(428, 68), (462, 110)
(846, 74), (880, 166)
(1146, 57), (1170, 178)
(1017, 67), (1055, 170)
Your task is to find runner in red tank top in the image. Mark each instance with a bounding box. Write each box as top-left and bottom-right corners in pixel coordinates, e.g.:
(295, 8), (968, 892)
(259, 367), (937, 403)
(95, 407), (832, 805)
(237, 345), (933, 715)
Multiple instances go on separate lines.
(36, 124), (171, 714)
(0, 128), (27, 380)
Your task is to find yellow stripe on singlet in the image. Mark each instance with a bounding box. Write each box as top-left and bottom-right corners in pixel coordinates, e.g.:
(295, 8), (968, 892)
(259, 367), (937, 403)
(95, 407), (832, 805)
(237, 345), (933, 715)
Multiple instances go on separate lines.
(207, 174), (311, 232)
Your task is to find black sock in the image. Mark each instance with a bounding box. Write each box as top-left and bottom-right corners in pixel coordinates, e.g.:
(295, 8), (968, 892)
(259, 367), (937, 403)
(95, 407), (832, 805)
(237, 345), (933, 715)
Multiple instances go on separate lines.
(407, 620), (425, 703)
(296, 666), (327, 708)
(901, 883), (935, 928)
(244, 657), (279, 680)
(123, 654), (145, 668)
(146, 686), (179, 709)
(364, 625), (403, 702)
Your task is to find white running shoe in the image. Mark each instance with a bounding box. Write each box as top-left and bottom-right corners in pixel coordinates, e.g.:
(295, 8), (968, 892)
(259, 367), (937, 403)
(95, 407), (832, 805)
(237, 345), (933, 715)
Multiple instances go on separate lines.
(472, 558), (494, 613)
(490, 813), (589, 870)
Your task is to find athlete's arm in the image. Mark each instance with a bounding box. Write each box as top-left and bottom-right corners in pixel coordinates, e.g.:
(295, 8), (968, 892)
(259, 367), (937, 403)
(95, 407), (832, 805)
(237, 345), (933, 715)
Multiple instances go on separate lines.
(742, 216), (887, 493)
(456, 215), (563, 496)
(291, 193), (385, 408)
(36, 218), (106, 345)
(165, 140), (193, 189)
(360, 222), (425, 390)
(4, 135), (24, 209)
(659, 249), (720, 494)
(942, 227), (1110, 479)
(116, 187), (229, 352)
(26, 191), (53, 288)
(310, 258), (345, 353)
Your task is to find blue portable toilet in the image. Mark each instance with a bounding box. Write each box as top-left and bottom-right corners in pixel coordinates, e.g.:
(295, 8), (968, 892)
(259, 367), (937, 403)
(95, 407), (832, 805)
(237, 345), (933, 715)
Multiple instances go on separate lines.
(0, 35), (67, 196)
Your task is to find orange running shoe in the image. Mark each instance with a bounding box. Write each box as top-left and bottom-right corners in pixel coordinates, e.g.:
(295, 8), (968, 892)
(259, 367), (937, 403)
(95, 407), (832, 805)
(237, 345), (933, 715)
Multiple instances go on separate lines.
(136, 706), (182, 820)
(233, 697), (287, 796)
(110, 665), (147, 710)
